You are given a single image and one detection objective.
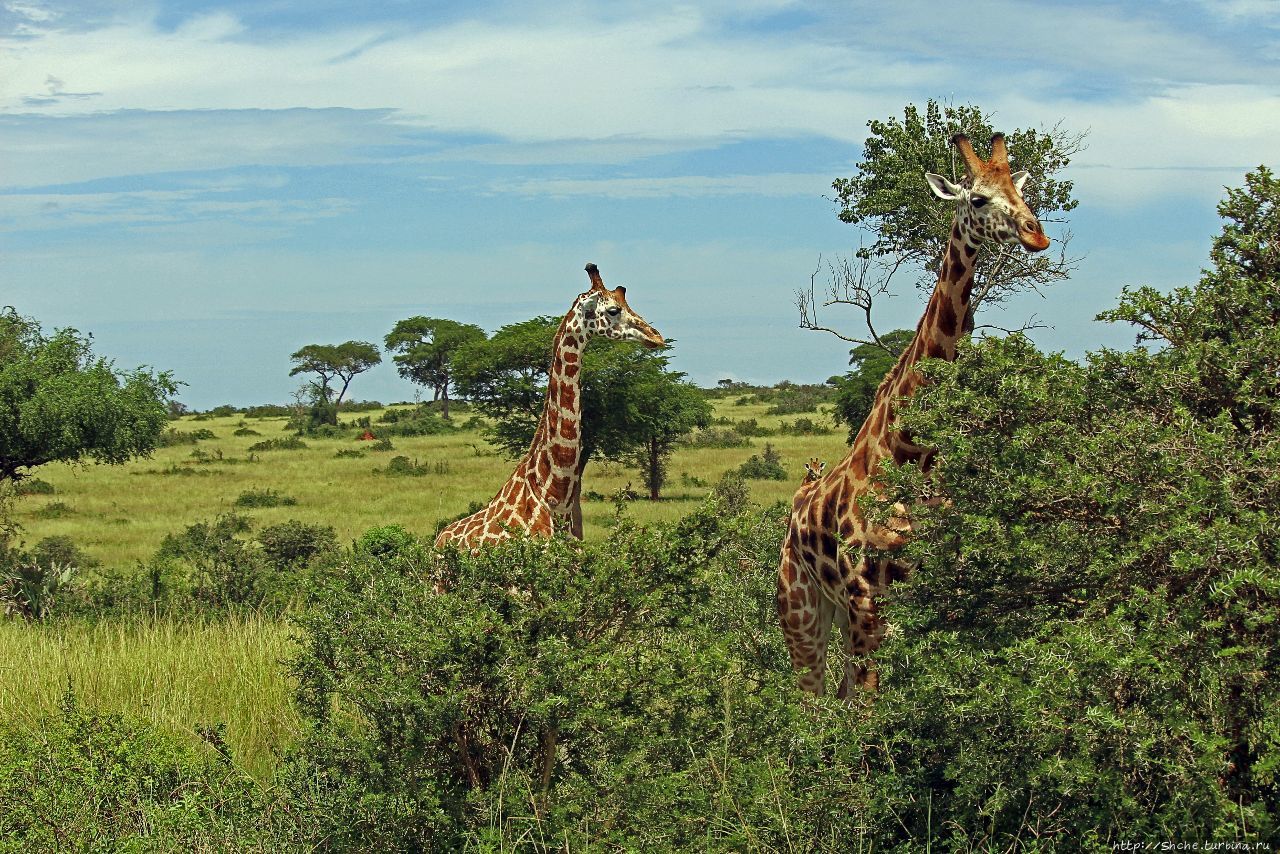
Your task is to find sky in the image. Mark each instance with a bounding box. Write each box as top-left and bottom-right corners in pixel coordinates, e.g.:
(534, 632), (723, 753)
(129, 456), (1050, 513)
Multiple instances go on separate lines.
(2, 0), (1278, 409)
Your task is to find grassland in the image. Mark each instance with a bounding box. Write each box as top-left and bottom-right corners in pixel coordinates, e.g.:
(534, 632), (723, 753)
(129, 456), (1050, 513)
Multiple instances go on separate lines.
(1, 397), (849, 781)
(11, 399), (850, 570)
(0, 612), (295, 780)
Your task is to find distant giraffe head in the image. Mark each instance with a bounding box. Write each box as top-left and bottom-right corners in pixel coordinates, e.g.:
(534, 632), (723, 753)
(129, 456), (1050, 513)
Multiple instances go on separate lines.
(579, 263), (665, 348)
(925, 133), (1050, 253)
(802, 457), (825, 483)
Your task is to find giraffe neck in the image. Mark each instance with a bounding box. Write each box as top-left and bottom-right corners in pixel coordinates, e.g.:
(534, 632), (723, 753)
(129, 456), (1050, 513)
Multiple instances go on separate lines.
(831, 219), (978, 483)
(522, 306), (588, 513)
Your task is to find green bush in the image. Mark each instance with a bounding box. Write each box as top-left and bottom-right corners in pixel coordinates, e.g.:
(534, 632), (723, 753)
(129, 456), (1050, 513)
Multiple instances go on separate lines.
(283, 484), (871, 850)
(158, 428), (216, 447)
(257, 520), (337, 570)
(233, 488), (298, 508)
(736, 443), (788, 480)
(852, 167), (1280, 847)
(683, 427), (750, 449)
(376, 456), (448, 477)
(334, 447), (365, 459)
(246, 436), (308, 452)
(12, 478), (55, 495)
(232, 426), (261, 437)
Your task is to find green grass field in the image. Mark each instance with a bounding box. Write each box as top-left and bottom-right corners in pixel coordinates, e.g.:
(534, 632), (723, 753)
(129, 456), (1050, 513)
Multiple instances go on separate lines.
(1, 398), (849, 781)
(11, 400), (850, 569)
(0, 612), (295, 780)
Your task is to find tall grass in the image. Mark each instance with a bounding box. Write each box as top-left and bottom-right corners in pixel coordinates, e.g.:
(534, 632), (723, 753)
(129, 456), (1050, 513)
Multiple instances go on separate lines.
(0, 613), (297, 780)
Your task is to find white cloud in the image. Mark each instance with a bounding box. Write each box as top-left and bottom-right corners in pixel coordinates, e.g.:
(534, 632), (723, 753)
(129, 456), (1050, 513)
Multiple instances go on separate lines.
(503, 172), (834, 199)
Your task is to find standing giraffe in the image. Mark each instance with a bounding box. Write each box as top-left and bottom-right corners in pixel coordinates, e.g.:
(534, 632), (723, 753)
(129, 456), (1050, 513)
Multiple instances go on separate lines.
(435, 263), (665, 551)
(778, 133), (1051, 697)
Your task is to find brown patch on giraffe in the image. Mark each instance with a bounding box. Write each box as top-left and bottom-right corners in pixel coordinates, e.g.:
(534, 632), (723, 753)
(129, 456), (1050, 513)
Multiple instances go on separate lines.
(559, 419), (578, 441)
(563, 351), (578, 364)
(535, 453), (551, 482)
(935, 299), (957, 338)
(947, 241), (962, 271)
(562, 362), (580, 380)
(550, 441), (575, 470)
(849, 448), (868, 480)
(925, 337), (946, 360)
(557, 383), (577, 412)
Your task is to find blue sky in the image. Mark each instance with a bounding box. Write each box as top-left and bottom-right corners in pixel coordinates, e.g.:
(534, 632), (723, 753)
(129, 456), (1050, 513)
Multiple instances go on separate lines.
(2, 0), (1278, 408)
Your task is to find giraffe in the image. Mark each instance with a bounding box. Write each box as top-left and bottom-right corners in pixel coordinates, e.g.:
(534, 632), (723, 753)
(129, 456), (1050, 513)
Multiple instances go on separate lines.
(777, 133), (1050, 698)
(802, 457), (826, 484)
(434, 263), (665, 551)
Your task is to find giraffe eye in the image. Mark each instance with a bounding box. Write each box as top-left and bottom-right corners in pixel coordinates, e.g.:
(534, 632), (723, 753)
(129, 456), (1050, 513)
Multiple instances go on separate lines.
(971, 195), (989, 208)
(606, 306), (621, 317)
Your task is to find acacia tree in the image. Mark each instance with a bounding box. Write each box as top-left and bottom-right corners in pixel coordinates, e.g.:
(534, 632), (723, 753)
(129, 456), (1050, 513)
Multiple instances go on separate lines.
(288, 341), (382, 407)
(384, 317), (485, 419)
(0, 308), (175, 483)
(799, 100), (1084, 347)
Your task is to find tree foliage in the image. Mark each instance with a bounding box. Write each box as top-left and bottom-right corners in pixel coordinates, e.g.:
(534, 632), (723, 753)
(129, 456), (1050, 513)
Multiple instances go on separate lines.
(0, 309), (175, 483)
(857, 167), (1280, 845)
(800, 99), (1084, 344)
(287, 341), (381, 407)
(383, 317), (485, 419)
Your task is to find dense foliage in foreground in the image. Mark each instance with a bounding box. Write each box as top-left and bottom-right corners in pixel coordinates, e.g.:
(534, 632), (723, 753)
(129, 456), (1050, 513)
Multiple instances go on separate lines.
(0, 169), (1276, 850)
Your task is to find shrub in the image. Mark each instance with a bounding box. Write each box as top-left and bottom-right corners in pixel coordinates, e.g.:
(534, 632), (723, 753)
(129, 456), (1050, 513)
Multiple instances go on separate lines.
(33, 500), (75, 519)
(247, 436), (308, 452)
(232, 426), (261, 437)
(777, 416), (833, 436)
(233, 488), (298, 508)
(732, 417), (773, 437)
(682, 427), (750, 449)
(736, 443), (788, 480)
(283, 484), (871, 850)
(334, 448), (365, 459)
(13, 478), (55, 495)
(257, 520), (337, 570)
(374, 406), (454, 437)
(155, 514), (273, 609)
(376, 456), (447, 477)
(158, 428), (217, 447)
(369, 437), (394, 452)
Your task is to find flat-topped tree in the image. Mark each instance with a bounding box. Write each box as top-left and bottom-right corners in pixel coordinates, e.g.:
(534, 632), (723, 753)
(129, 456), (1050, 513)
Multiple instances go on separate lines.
(384, 318), (485, 419)
(288, 341), (381, 425)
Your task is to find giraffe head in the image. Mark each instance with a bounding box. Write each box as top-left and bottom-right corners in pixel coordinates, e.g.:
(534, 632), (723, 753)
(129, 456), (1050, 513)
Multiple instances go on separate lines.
(802, 457), (825, 483)
(925, 133), (1050, 253)
(578, 263), (665, 349)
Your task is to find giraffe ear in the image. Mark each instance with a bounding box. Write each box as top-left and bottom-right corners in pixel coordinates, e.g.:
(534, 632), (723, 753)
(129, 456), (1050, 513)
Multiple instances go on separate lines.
(925, 172), (963, 200)
(819, 462), (825, 473)
(1011, 170), (1030, 193)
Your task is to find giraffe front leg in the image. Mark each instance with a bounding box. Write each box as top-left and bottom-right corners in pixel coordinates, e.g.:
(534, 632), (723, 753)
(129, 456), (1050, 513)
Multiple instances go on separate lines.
(837, 587), (885, 698)
(777, 549), (836, 696)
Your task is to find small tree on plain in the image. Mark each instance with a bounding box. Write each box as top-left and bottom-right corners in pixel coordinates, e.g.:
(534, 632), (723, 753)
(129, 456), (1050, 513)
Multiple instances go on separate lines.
(384, 317), (486, 420)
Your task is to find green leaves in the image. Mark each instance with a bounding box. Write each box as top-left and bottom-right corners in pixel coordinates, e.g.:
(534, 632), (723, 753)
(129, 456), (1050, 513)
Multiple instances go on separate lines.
(0, 309), (175, 482)
(858, 167), (1280, 844)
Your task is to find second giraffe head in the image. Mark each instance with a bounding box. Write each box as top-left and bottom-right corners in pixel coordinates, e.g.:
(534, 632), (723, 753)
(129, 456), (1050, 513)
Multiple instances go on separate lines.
(925, 133), (1050, 253)
(577, 263), (666, 349)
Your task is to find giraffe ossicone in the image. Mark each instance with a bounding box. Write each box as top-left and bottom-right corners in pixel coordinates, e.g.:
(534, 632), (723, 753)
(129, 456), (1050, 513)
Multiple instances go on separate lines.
(777, 132), (1050, 699)
(434, 263), (664, 553)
